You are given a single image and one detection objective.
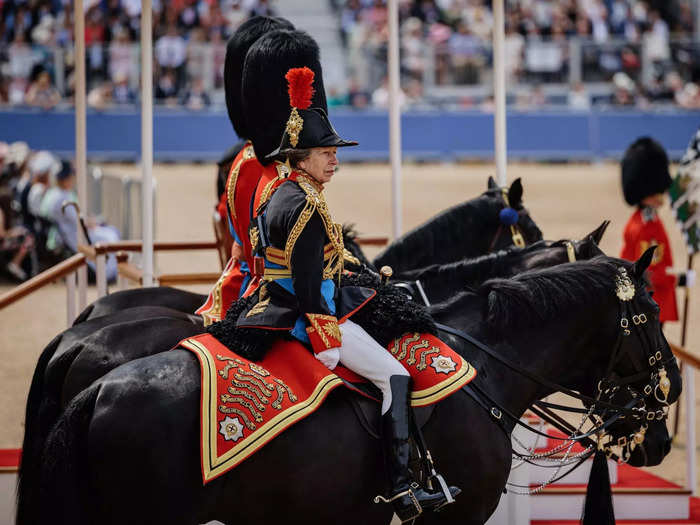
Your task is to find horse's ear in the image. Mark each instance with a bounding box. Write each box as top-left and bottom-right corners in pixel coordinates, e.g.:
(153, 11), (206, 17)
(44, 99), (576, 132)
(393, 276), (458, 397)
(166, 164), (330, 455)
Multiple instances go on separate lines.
(633, 246), (657, 279)
(587, 220), (611, 246)
(508, 178), (523, 208)
(577, 238), (605, 259)
(487, 176), (498, 190)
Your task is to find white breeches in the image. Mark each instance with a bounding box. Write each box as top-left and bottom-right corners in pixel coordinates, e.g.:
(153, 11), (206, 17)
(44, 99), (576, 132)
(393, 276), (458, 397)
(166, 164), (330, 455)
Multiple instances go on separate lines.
(338, 320), (409, 414)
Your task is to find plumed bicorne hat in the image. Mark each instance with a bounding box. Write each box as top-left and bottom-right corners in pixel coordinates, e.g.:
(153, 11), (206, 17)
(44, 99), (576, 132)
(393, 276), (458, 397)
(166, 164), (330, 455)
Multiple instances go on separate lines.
(266, 67), (357, 161)
(621, 136), (672, 206)
(224, 16), (293, 139)
(242, 29), (329, 164)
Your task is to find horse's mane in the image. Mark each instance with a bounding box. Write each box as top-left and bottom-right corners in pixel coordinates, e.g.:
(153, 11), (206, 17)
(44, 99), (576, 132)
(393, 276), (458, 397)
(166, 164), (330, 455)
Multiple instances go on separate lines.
(478, 256), (639, 333)
(398, 240), (552, 282)
(372, 191), (497, 268)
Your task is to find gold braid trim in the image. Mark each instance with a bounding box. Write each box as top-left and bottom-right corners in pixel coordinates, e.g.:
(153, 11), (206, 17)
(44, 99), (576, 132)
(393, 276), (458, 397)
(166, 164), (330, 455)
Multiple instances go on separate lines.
(284, 197), (318, 269)
(256, 162), (291, 214)
(226, 144), (254, 223)
(291, 174), (345, 280)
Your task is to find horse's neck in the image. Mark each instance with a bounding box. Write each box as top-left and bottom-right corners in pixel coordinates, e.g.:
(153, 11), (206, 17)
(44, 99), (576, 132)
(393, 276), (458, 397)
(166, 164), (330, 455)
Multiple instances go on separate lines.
(375, 196), (493, 271)
(435, 294), (604, 427)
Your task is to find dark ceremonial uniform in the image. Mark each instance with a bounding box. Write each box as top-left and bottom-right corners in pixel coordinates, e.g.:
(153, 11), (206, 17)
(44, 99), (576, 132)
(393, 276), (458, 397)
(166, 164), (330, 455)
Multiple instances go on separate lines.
(621, 207), (678, 322)
(237, 170), (375, 349)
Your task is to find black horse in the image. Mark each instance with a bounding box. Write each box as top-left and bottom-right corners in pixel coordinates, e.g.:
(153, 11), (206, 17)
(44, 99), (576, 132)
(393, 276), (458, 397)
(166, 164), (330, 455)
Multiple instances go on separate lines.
(395, 222), (608, 304)
(32, 252), (679, 525)
(15, 306), (203, 525)
(372, 177), (542, 274)
(17, 225), (606, 524)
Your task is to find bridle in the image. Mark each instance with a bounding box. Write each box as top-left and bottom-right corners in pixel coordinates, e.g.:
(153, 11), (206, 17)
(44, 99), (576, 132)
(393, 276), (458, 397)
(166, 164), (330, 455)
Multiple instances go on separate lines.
(487, 188), (527, 252)
(437, 266), (675, 468)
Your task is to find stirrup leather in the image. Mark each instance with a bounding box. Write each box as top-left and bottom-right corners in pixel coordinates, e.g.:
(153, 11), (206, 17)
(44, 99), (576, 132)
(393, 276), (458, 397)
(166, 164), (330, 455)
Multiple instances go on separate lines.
(374, 482), (423, 516)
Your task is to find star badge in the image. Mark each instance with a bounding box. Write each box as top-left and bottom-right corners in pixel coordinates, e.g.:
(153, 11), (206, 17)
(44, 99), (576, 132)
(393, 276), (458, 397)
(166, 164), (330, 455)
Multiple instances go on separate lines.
(219, 416), (245, 442)
(431, 355), (456, 374)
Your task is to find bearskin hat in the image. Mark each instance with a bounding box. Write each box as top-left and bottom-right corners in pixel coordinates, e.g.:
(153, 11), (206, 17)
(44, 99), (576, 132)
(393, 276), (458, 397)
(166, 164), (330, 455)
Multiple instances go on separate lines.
(224, 16), (293, 139)
(621, 137), (672, 206)
(242, 29), (328, 164)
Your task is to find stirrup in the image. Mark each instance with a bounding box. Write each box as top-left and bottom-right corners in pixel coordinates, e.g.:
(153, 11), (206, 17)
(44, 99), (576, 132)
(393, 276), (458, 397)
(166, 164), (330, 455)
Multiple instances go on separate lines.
(374, 482), (423, 523)
(429, 472), (458, 510)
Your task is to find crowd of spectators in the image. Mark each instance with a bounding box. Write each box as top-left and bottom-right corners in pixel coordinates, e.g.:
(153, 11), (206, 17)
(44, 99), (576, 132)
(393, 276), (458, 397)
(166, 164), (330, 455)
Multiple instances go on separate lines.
(0, 0), (274, 110)
(0, 0), (698, 111)
(0, 142), (120, 282)
(337, 0), (700, 109)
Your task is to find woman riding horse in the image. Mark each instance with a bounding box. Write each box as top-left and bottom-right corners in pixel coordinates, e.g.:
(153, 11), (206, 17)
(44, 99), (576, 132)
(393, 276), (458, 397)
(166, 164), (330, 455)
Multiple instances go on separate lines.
(233, 66), (459, 522)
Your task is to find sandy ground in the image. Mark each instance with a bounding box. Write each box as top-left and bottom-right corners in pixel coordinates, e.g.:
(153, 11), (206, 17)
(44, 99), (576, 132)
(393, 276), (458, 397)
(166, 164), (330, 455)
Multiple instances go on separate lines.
(0, 161), (698, 491)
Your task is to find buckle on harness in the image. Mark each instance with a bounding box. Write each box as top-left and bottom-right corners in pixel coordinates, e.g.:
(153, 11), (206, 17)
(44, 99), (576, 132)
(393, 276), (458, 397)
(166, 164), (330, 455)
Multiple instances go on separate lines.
(490, 407), (502, 420)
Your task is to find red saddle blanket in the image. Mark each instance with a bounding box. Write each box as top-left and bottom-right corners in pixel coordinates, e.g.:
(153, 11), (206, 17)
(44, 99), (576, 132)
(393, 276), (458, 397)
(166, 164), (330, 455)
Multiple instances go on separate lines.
(178, 332), (476, 483)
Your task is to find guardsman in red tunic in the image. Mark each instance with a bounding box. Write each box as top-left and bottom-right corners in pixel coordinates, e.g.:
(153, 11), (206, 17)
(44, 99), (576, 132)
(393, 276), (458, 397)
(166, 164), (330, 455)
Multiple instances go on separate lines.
(620, 137), (695, 323)
(197, 16), (294, 325)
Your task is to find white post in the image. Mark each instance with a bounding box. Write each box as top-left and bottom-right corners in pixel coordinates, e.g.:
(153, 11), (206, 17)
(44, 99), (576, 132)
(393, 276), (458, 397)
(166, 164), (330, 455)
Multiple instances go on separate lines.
(141, 0), (154, 287)
(66, 271), (76, 326)
(492, 0), (507, 186)
(387, 0), (402, 238)
(74, 0), (89, 311)
(96, 252), (107, 297)
(685, 364), (697, 495)
(77, 266), (87, 311)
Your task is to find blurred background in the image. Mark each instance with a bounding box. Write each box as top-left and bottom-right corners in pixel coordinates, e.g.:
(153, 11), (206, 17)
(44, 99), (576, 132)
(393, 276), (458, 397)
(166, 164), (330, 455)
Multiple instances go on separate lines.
(0, 0), (697, 112)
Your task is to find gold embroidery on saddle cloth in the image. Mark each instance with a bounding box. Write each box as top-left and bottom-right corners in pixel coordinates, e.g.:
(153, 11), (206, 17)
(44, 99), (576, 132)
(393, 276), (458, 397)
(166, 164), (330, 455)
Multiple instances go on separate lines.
(397, 333), (421, 361)
(231, 378), (271, 400)
(274, 378), (298, 402)
(220, 395), (264, 422)
(227, 387), (268, 409)
(284, 174), (345, 281)
(250, 363), (271, 377)
(236, 368), (275, 391)
(219, 405), (256, 430)
(417, 347), (441, 371)
(406, 340), (430, 366)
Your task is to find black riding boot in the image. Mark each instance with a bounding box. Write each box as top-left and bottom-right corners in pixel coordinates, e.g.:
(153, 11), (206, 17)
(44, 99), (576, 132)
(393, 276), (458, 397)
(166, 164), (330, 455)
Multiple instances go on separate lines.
(377, 375), (460, 523)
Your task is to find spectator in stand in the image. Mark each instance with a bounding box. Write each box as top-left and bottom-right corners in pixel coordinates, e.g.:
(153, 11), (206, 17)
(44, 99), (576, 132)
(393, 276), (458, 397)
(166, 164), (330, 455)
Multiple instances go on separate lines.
(180, 77), (211, 110)
(0, 188), (34, 281)
(155, 24), (187, 90)
(85, 7), (107, 80)
(401, 18), (426, 81)
(249, 0), (276, 18)
(25, 151), (56, 221)
(186, 27), (209, 83)
(155, 68), (180, 105)
(178, 0), (201, 33)
(504, 22), (525, 83)
(39, 160), (120, 281)
(449, 21), (483, 84)
(25, 68), (61, 110)
(87, 80), (114, 109)
(568, 81), (591, 109)
(112, 72), (136, 105)
(108, 28), (136, 85)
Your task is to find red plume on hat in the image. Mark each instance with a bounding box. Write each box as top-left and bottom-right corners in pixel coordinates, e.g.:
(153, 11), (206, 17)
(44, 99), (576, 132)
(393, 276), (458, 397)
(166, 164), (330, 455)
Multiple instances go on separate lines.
(286, 67), (314, 110)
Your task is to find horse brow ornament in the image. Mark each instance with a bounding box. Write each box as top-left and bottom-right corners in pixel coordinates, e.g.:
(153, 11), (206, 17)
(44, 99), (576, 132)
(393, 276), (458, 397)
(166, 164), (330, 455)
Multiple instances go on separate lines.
(615, 267), (636, 301)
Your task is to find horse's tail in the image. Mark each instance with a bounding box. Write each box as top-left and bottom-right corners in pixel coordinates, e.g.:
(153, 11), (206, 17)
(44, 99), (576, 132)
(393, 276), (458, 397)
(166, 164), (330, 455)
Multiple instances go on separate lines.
(16, 333), (63, 525)
(39, 384), (100, 525)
